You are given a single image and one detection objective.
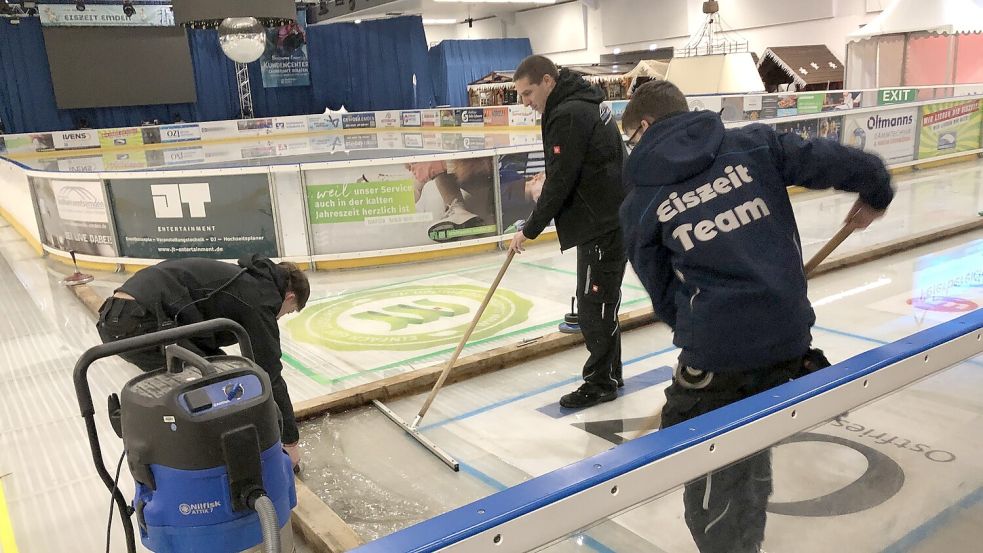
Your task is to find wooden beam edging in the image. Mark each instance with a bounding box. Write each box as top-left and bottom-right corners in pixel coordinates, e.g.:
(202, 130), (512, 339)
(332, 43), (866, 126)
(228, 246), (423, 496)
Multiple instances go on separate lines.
(295, 215), (983, 422)
(67, 285), (364, 553)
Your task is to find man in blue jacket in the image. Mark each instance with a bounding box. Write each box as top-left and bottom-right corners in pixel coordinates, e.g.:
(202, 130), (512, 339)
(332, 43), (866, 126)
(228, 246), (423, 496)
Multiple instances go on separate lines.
(620, 81), (893, 553)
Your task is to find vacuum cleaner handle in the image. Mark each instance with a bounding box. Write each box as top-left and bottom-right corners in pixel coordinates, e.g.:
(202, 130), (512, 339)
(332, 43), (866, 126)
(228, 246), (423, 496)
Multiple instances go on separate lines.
(165, 344), (219, 377)
(75, 318), (252, 416)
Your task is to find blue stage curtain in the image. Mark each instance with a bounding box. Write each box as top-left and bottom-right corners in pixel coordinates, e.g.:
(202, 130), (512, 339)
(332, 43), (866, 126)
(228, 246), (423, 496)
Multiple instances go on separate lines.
(428, 38), (532, 107)
(306, 15), (436, 111)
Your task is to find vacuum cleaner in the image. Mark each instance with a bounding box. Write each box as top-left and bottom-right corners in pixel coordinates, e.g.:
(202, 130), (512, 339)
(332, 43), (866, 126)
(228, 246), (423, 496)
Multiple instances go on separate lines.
(74, 319), (297, 553)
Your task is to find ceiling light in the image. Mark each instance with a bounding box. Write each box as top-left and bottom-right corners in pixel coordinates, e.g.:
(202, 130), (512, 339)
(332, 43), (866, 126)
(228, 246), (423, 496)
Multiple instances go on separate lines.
(423, 18), (458, 25)
(613, 48), (621, 54)
(354, 18), (362, 24)
(649, 43), (658, 50)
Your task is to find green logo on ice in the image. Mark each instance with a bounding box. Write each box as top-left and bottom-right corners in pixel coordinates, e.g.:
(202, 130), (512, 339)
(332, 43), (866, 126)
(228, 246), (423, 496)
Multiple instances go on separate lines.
(286, 284), (533, 351)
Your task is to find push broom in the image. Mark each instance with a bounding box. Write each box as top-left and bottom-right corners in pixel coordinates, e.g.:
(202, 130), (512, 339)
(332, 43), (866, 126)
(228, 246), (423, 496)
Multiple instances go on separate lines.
(373, 249), (517, 471)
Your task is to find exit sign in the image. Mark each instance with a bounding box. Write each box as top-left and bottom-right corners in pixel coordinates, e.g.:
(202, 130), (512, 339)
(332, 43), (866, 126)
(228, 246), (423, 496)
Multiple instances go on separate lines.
(878, 88), (919, 105)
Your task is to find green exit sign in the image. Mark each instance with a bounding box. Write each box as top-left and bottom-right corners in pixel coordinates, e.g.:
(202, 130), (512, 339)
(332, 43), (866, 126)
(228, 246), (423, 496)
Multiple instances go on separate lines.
(878, 88), (919, 105)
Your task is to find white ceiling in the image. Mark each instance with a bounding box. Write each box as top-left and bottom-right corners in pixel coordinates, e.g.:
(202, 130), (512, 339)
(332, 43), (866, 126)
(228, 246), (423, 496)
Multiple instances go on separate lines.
(315, 0), (557, 24)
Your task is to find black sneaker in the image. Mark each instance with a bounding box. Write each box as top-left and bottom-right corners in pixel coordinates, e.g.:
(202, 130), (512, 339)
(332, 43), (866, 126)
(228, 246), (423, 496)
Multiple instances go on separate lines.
(560, 384), (617, 409)
(617, 378), (624, 388)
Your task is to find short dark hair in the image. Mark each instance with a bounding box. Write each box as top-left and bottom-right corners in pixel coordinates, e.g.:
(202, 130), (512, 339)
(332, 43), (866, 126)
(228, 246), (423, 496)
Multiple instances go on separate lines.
(279, 261), (310, 311)
(622, 80), (689, 133)
(514, 55), (558, 85)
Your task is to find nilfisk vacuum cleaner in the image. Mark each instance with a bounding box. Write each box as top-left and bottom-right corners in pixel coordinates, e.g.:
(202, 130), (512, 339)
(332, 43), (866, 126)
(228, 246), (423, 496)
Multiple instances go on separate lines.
(74, 319), (297, 553)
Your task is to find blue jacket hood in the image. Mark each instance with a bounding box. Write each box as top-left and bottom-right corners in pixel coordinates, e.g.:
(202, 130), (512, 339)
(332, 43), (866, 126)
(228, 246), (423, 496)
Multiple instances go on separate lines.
(626, 111), (725, 188)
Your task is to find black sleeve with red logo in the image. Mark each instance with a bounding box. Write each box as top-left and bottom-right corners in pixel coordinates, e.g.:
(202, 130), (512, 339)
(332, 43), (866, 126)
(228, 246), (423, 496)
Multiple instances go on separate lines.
(522, 110), (592, 240)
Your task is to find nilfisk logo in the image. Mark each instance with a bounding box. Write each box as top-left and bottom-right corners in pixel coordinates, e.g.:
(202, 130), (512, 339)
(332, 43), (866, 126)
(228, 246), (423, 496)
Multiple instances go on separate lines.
(151, 183), (211, 218)
(179, 500), (222, 516)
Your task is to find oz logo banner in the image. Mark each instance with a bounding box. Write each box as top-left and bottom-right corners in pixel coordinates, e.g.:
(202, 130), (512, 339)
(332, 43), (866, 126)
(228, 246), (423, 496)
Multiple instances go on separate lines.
(287, 283), (534, 352)
(108, 174), (277, 259)
(918, 99), (982, 160)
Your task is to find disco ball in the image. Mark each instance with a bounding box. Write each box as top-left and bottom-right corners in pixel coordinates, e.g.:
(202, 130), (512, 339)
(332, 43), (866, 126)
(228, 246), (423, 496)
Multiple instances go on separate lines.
(218, 17), (267, 63)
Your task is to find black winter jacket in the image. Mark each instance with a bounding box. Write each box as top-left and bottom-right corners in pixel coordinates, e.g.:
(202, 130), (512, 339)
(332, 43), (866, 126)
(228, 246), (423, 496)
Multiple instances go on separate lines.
(522, 69), (626, 249)
(118, 255), (289, 378)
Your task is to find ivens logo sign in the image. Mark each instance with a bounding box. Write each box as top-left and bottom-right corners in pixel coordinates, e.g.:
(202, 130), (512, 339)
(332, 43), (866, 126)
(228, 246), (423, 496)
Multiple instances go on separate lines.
(151, 183), (211, 218)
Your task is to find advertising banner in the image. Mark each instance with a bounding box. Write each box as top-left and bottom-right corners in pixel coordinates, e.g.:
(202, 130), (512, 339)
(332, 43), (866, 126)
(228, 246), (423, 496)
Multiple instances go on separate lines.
(260, 21), (310, 88)
(843, 107), (918, 164)
(39, 4), (175, 26)
(498, 151), (547, 233)
(307, 114), (343, 131)
(31, 177), (117, 255)
(918, 99), (982, 160)
(272, 117), (308, 133)
(421, 110), (440, 127)
(342, 113), (376, 129)
(822, 91), (862, 111)
(460, 108), (485, 126)
(439, 110), (460, 127)
(483, 107), (509, 126)
(508, 106), (538, 127)
(776, 119), (820, 140)
(796, 93), (825, 115)
(108, 174), (277, 259)
(160, 123), (202, 143)
(305, 156), (498, 254)
(98, 128), (145, 148)
(401, 111), (423, 127)
(52, 130), (99, 150)
(377, 111), (401, 128)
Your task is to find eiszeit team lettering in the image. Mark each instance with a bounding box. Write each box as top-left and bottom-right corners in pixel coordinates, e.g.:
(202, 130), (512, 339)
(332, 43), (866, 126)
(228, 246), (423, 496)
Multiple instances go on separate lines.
(655, 164), (770, 251)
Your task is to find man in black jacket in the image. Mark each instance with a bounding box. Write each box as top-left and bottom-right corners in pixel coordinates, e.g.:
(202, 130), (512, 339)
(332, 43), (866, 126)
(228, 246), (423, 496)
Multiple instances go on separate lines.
(508, 55), (627, 409)
(95, 254), (310, 469)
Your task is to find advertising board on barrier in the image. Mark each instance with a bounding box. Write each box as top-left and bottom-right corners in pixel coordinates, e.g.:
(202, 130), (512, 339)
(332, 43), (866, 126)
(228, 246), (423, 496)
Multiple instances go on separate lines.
(498, 151), (547, 232)
(304, 157), (498, 254)
(439, 110), (460, 127)
(160, 124), (202, 143)
(307, 114), (343, 131)
(377, 111), (401, 128)
(199, 120), (240, 138)
(796, 93), (825, 115)
(918, 99), (982, 160)
(272, 117), (308, 133)
(260, 21), (310, 88)
(484, 107), (509, 126)
(843, 107), (917, 164)
(52, 130), (99, 150)
(401, 111), (423, 127)
(98, 128), (145, 148)
(30, 177), (117, 255)
(460, 108), (485, 126)
(421, 110), (440, 127)
(108, 174), (277, 259)
(343, 113), (376, 129)
(509, 106), (537, 127)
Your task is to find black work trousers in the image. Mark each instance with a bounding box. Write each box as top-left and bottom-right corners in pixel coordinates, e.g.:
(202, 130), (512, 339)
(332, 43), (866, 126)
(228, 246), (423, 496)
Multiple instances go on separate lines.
(660, 356), (810, 553)
(96, 297), (299, 444)
(575, 228), (627, 393)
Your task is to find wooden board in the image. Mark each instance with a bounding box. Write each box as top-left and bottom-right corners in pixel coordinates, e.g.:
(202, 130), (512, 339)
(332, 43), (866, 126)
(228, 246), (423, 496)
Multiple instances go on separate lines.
(292, 478), (363, 553)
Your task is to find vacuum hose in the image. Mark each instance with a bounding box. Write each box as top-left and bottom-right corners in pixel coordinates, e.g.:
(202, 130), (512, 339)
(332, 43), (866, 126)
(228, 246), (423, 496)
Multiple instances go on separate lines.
(250, 494), (281, 553)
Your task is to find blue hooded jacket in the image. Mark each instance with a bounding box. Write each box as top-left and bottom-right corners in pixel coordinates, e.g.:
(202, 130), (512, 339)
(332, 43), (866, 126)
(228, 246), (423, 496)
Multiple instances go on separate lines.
(621, 111), (893, 371)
